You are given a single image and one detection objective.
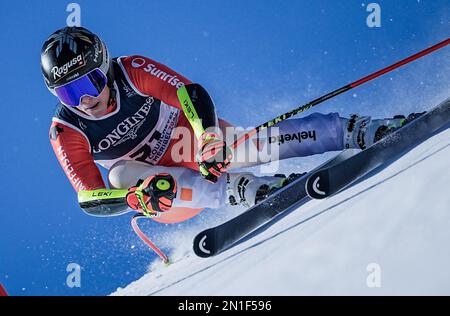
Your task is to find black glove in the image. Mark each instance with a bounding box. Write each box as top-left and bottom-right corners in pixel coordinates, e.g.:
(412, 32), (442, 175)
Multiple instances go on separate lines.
(197, 132), (233, 183)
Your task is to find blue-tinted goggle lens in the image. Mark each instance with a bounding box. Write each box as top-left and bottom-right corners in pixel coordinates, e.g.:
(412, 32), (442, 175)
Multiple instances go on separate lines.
(55, 68), (107, 107)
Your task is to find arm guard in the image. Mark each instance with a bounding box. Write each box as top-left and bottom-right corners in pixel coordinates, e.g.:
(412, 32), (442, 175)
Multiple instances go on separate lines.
(77, 189), (131, 217)
(177, 83), (219, 140)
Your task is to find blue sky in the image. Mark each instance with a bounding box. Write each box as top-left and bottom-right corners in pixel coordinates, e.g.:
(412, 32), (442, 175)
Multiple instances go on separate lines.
(0, 0), (448, 295)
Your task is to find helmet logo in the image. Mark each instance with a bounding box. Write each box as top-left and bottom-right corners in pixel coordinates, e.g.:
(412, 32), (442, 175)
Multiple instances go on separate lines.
(92, 37), (101, 63)
(45, 32), (79, 58)
(51, 54), (84, 81)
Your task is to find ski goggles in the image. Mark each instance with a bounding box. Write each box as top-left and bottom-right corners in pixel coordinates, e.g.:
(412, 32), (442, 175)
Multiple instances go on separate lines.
(54, 68), (108, 107)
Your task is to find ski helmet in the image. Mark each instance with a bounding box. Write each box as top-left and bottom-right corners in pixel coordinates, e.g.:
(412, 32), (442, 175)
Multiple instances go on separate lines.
(40, 26), (112, 106)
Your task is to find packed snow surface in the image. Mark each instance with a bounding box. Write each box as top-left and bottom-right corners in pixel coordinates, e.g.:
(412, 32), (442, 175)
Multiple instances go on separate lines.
(113, 126), (450, 296)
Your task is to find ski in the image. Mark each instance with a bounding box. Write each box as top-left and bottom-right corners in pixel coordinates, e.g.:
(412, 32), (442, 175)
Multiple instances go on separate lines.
(193, 149), (357, 258)
(193, 98), (450, 258)
(306, 97), (450, 199)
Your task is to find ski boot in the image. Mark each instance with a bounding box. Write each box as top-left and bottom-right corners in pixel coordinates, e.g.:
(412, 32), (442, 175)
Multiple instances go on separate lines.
(343, 112), (426, 150)
(226, 172), (305, 208)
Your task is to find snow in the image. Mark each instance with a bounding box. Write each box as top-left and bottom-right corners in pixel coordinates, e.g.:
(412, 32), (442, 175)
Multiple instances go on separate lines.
(112, 126), (450, 296)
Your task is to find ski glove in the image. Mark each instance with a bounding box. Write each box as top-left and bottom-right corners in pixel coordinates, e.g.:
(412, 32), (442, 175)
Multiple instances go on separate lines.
(126, 173), (177, 217)
(197, 132), (233, 183)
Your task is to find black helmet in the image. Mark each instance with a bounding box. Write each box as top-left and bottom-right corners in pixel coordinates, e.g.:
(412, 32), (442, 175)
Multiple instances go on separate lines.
(40, 26), (111, 96)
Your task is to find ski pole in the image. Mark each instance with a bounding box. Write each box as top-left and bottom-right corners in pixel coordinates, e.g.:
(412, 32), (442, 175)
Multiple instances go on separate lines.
(131, 214), (170, 264)
(0, 284), (8, 296)
(230, 38), (450, 150)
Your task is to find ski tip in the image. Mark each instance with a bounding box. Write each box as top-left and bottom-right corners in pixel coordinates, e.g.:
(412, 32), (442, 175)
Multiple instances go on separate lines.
(305, 170), (330, 200)
(193, 230), (216, 258)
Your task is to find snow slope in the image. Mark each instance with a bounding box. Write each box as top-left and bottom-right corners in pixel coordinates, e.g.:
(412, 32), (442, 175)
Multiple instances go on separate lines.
(112, 125), (450, 296)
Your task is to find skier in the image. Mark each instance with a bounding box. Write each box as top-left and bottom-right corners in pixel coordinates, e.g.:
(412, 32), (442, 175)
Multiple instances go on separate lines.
(41, 26), (416, 223)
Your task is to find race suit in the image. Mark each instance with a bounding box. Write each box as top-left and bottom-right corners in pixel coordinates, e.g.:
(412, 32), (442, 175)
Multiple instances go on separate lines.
(50, 55), (344, 223)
